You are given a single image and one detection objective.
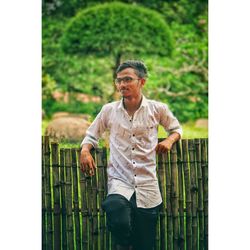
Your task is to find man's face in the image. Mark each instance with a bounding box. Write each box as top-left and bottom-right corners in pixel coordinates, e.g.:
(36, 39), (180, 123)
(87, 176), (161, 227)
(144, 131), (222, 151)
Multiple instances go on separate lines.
(115, 67), (145, 98)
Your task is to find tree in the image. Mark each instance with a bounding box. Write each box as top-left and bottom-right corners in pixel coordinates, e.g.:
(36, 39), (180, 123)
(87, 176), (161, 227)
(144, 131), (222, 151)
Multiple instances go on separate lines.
(60, 2), (173, 98)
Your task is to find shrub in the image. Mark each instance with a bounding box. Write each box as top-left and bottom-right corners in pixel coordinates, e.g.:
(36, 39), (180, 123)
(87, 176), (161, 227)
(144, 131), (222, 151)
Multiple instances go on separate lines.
(61, 2), (173, 57)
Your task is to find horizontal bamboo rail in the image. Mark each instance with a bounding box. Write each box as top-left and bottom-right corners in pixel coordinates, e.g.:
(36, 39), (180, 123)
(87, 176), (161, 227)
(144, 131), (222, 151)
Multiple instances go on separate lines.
(42, 136), (208, 250)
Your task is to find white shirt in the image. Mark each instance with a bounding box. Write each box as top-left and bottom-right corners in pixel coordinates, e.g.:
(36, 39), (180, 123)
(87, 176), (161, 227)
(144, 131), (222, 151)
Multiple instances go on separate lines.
(81, 96), (182, 208)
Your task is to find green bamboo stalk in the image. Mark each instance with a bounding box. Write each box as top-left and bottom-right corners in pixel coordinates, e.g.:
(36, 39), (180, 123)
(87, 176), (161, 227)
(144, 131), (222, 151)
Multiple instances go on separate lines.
(86, 170), (93, 249)
(65, 149), (74, 250)
(189, 139), (198, 250)
(164, 151), (173, 250)
(71, 148), (81, 250)
(201, 139), (208, 250)
(195, 139), (204, 250)
(182, 139), (192, 250)
(177, 140), (185, 250)
(42, 136), (46, 250)
(91, 150), (99, 250)
(44, 136), (53, 250)
(102, 149), (110, 250)
(170, 143), (179, 250)
(51, 142), (61, 250)
(157, 153), (166, 250)
(77, 149), (89, 250)
(155, 219), (160, 250)
(96, 148), (107, 250)
(60, 148), (67, 250)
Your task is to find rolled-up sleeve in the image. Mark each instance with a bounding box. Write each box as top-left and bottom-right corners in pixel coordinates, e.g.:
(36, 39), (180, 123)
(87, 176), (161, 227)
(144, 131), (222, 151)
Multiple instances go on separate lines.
(80, 105), (108, 148)
(159, 104), (183, 138)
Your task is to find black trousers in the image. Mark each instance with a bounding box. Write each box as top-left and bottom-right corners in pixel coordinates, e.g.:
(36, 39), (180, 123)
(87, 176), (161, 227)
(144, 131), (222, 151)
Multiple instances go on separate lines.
(102, 192), (161, 250)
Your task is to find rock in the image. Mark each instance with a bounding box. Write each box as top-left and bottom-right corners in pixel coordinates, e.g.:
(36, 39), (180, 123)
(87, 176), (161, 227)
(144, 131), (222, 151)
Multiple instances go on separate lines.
(52, 112), (90, 121)
(195, 119), (208, 128)
(45, 116), (91, 143)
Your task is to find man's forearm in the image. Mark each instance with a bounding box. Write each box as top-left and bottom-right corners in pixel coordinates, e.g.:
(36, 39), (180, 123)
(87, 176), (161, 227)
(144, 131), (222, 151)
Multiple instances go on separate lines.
(166, 132), (181, 145)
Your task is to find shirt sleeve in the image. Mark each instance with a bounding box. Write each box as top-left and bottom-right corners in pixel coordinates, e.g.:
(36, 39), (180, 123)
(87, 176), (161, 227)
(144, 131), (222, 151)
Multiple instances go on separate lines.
(80, 105), (109, 148)
(159, 103), (183, 138)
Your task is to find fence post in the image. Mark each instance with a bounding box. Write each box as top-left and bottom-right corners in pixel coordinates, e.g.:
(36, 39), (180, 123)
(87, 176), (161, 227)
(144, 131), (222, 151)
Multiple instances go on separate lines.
(189, 140), (198, 250)
(71, 148), (81, 250)
(42, 136), (46, 250)
(65, 149), (74, 250)
(177, 140), (185, 250)
(182, 139), (192, 250)
(77, 149), (89, 250)
(157, 152), (166, 250)
(195, 139), (204, 250)
(51, 142), (61, 250)
(60, 148), (68, 250)
(201, 139), (208, 250)
(170, 143), (179, 250)
(44, 136), (53, 250)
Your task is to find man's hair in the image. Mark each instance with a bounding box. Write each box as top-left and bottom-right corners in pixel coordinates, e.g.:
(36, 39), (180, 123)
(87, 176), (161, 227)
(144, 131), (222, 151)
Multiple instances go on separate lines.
(116, 60), (148, 78)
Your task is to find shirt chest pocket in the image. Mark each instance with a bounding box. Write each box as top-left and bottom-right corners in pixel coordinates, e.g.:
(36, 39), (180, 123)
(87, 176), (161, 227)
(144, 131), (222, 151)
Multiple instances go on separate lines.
(134, 120), (157, 137)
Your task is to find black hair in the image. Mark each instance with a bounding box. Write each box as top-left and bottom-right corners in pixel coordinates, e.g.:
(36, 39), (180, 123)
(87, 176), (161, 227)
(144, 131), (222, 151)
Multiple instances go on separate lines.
(116, 60), (148, 78)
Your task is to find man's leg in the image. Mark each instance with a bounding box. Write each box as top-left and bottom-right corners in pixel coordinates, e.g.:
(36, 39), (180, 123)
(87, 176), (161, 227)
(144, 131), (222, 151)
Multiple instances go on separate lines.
(102, 194), (134, 248)
(130, 194), (161, 250)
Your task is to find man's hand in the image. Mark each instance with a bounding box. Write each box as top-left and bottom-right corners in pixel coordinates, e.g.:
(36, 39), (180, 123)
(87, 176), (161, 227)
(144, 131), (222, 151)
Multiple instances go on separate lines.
(155, 132), (180, 154)
(80, 145), (96, 176)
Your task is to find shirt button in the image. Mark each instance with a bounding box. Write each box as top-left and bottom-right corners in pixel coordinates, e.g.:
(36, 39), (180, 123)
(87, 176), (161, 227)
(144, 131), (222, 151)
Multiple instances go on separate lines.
(132, 148), (135, 150)
(134, 174), (136, 177)
(133, 161), (135, 164)
(135, 185), (137, 188)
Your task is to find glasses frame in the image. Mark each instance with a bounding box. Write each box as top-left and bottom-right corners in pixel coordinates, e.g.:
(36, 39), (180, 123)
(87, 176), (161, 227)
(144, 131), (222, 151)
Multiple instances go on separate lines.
(114, 76), (141, 85)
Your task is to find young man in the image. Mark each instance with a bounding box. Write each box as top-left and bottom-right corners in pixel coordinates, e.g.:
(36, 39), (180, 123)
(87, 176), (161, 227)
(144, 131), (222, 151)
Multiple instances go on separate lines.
(80, 60), (182, 250)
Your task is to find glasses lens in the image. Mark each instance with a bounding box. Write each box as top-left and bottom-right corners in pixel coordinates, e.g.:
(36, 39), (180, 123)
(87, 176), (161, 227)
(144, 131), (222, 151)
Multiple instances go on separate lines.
(115, 77), (134, 84)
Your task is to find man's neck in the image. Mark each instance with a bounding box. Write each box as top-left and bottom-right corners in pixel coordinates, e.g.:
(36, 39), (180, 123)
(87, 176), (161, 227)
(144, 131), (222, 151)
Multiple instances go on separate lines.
(123, 94), (143, 116)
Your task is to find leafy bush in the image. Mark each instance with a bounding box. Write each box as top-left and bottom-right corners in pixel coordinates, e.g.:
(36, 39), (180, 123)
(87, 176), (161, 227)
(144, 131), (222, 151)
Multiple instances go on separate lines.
(61, 2), (173, 57)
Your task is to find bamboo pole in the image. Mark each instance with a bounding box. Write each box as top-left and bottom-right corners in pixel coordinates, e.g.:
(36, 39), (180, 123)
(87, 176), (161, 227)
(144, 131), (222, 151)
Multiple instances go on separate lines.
(60, 148), (67, 250)
(189, 139), (198, 250)
(96, 148), (107, 250)
(42, 136), (46, 250)
(157, 153), (166, 250)
(177, 140), (185, 250)
(195, 139), (204, 250)
(201, 139), (208, 250)
(102, 149), (110, 250)
(71, 148), (81, 250)
(182, 139), (192, 250)
(164, 150), (173, 250)
(51, 142), (61, 250)
(91, 150), (99, 250)
(170, 143), (179, 250)
(44, 136), (53, 250)
(77, 149), (89, 250)
(65, 149), (74, 250)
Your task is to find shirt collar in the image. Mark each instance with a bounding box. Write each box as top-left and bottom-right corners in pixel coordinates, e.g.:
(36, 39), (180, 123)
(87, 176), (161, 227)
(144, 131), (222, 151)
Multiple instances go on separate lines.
(118, 95), (148, 110)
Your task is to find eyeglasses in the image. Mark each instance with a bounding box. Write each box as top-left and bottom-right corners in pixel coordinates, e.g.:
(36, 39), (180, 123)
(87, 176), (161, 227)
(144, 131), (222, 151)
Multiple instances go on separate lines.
(115, 76), (141, 84)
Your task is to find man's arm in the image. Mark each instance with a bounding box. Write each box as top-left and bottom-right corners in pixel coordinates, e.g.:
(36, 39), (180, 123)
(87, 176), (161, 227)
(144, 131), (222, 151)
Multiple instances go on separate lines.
(80, 143), (96, 176)
(155, 132), (181, 154)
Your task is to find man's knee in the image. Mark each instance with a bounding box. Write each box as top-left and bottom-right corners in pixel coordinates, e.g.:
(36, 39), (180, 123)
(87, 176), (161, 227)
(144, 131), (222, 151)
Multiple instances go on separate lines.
(102, 194), (133, 235)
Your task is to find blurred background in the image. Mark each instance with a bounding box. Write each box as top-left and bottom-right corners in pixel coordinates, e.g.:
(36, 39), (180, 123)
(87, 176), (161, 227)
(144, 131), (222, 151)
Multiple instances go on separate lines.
(42, 0), (208, 145)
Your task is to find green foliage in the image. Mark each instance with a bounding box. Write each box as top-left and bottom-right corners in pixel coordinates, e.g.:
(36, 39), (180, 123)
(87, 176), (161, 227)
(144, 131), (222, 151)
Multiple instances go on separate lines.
(60, 2), (173, 57)
(42, 1), (208, 123)
(43, 98), (103, 119)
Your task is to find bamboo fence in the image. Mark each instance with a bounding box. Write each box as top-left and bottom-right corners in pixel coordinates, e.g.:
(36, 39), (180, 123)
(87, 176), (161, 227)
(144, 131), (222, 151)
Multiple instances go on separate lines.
(42, 136), (208, 250)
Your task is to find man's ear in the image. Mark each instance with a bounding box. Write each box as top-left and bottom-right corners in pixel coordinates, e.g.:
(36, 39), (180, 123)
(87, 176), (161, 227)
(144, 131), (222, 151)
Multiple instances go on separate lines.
(140, 78), (146, 87)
